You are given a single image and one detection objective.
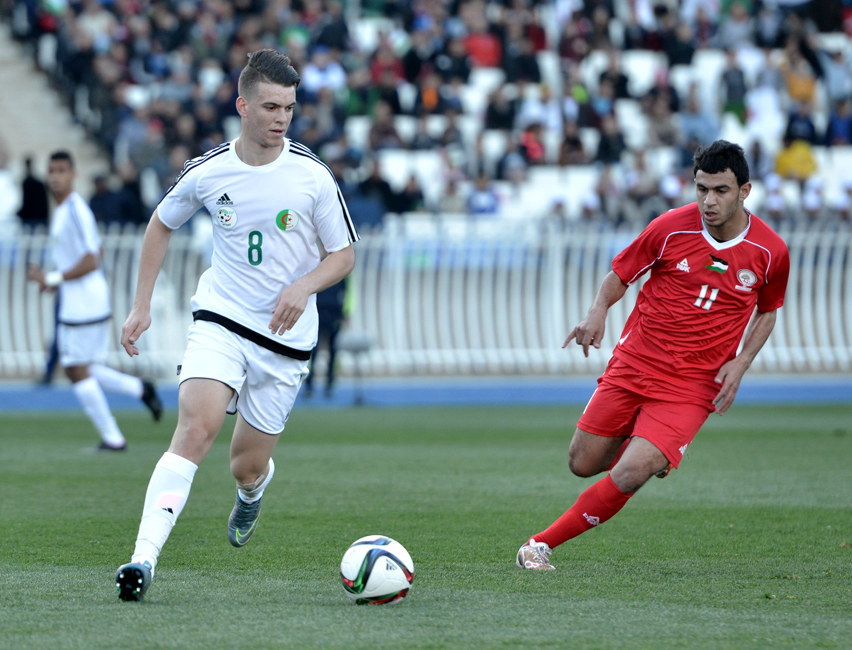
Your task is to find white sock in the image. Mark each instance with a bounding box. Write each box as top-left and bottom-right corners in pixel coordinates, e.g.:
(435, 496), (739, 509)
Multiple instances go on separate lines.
(89, 364), (144, 398)
(131, 452), (198, 572)
(237, 458), (275, 504)
(72, 377), (125, 447)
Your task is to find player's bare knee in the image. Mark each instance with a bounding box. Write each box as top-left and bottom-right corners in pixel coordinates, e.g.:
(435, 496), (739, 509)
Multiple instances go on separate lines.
(567, 452), (598, 478)
(170, 420), (218, 459)
(609, 470), (646, 494)
(230, 456), (268, 485)
(65, 365), (89, 383)
(609, 460), (660, 494)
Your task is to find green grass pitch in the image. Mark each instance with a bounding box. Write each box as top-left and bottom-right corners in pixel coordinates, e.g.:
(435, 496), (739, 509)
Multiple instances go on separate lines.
(1, 403), (850, 649)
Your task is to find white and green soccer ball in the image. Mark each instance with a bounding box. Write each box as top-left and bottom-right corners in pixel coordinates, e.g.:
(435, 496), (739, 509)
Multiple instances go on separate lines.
(340, 535), (415, 605)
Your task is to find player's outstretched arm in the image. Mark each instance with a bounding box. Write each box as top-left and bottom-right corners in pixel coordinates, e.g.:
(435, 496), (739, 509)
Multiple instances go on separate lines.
(563, 271), (628, 357)
(712, 309), (778, 415)
(121, 211), (173, 357)
(269, 245), (356, 336)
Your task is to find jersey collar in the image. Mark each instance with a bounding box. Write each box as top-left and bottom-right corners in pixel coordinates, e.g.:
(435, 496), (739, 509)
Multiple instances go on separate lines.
(229, 137), (291, 170)
(700, 208), (751, 250)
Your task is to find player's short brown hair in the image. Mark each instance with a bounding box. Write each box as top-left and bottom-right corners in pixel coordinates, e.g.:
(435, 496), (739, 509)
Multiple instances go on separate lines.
(238, 49), (300, 100)
(693, 140), (749, 187)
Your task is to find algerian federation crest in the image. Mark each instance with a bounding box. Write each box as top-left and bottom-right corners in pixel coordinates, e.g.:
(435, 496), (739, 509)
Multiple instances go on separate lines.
(216, 207), (237, 228)
(705, 255), (729, 274)
(275, 209), (299, 231)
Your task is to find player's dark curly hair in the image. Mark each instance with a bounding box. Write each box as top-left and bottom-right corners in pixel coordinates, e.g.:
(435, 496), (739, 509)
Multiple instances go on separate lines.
(693, 140), (749, 187)
(238, 49), (301, 100)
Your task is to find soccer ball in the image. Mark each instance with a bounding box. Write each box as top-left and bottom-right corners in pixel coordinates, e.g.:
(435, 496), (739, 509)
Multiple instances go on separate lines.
(339, 535), (415, 605)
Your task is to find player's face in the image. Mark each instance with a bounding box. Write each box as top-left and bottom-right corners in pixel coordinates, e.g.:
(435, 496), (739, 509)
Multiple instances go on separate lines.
(694, 169), (751, 237)
(238, 82), (297, 149)
(46, 160), (75, 200)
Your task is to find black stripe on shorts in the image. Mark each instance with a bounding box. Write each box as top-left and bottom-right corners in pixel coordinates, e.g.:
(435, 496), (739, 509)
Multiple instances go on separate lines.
(193, 310), (313, 361)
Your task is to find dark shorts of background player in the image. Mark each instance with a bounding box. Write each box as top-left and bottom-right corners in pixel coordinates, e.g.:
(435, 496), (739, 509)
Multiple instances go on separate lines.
(577, 359), (714, 468)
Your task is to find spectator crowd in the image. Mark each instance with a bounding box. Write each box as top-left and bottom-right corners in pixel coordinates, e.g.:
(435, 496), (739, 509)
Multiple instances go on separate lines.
(6, 0), (852, 232)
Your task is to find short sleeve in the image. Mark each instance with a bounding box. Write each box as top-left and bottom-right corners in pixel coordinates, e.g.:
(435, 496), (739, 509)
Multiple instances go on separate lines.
(757, 241), (789, 312)
(611, 218), (667, 285)
(75, 199), (102, 254)
(157, 160), (205, 230)
(313, 169), (359, 253)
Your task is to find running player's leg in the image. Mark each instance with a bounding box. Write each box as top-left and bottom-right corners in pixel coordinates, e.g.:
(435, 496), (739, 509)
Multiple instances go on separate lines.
(531, 428), (640, 549)
(620, 399), (711, 488)
(89, 364), (143, 398)
(61, 323), (126, 449)
(89, 364), (163, 421)
(519, 395), (710, 570)
(118, 321), (246, 600)
(608, 436), (670, 493)
(567, 428), (629, 477)
(517, 383), (640, 569)
(225, 351), (308, 547)
(230, 414), (279, 486)
(129, 379), (232, 567)
(227, 415), (280, 547)
(117, 378), (233, 601)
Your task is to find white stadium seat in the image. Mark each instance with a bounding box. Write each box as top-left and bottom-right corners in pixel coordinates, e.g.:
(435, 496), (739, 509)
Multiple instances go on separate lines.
(460, 84), (488, 117)
(719, 112), (752, 150)
(817, 32), (852, 55)
(668, 64), (694, 104)
(579, 49), (609, 94)
(393, 115), (417, 144)
(469, 67), (506, 95)
(377, 149), (412, 191)
(690, 49), (726, 110)
(481, 130), (508, 176)
(614, 99), (648, 149)
(344, 115), (371, 151)
(620, 50), (666, 97)
(351, 17), (395, 55)
(578, 128), (600, 158)
(564, 165), (601, 220)
(537, 50), (562, 96)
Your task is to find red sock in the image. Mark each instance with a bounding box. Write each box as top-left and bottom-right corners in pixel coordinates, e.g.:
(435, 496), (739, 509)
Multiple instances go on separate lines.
(533, 474), (633, 549)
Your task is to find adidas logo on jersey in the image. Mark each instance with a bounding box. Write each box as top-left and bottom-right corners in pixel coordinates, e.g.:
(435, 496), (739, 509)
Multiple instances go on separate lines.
(677, 258), (690, 273)
(216, 193), (234, 206)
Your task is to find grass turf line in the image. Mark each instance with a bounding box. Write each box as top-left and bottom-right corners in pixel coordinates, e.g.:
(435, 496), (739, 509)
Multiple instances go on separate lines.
(0, 404), (850, 649)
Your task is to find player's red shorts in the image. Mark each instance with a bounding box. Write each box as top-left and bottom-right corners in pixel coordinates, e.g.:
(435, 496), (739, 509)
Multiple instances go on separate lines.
(577, 362), (713, 468)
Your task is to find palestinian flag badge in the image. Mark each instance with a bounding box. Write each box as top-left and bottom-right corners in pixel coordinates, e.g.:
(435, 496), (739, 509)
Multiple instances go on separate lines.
(705, 255), (729, 274)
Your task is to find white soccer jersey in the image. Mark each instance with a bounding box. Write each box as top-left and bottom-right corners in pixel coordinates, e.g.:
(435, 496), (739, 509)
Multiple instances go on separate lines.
(157, 138), (359, 351)
(50, 192), (111, 324)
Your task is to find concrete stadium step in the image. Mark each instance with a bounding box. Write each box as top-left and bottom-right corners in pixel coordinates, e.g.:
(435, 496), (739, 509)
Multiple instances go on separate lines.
(0, 23), (108, 214)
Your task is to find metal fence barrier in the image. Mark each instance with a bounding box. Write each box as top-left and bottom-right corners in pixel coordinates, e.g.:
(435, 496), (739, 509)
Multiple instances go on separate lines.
(2, 220), (849, 380)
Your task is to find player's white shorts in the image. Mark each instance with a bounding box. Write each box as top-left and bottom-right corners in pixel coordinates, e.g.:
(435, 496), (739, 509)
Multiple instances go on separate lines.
(178, 320), (309, 434)
(58, 320), (110, 367)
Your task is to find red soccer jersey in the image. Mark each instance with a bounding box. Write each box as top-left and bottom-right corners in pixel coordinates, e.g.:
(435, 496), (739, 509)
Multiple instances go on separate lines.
(609, 203), (790, 404)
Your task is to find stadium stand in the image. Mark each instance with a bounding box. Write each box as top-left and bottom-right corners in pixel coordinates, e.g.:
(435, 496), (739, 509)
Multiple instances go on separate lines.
(1, 0), (850, 231)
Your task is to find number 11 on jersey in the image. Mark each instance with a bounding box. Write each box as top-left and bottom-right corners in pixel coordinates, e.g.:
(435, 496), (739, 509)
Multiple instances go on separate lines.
(694, 284), (719, 310)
